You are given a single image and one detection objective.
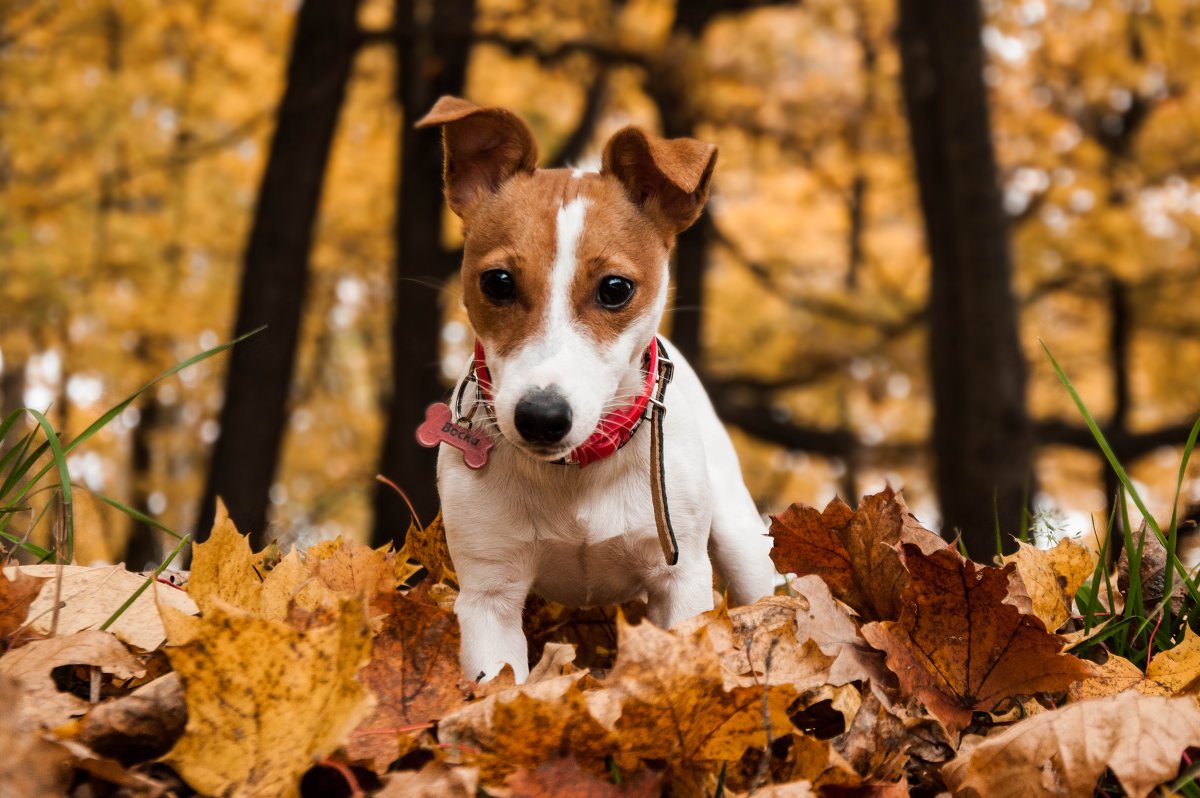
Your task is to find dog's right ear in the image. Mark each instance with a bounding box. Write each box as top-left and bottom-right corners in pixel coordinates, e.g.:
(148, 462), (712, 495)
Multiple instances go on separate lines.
(415, 96), (539, 220)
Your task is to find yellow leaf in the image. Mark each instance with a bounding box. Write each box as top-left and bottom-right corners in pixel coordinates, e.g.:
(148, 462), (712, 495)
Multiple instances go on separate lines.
(1005, 538), (1097, 632)
(160, 598), (373, 798)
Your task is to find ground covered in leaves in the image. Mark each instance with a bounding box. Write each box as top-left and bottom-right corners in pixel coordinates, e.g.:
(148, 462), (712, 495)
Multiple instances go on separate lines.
(4, 488), (1200, 797)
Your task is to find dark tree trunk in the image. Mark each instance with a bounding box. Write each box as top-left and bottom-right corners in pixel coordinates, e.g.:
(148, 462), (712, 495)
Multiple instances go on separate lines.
(898, 0), (1033, 556)
(124, 396), (162, 570)
(370, 0), (477, 545)
(196, 0), (361, 545)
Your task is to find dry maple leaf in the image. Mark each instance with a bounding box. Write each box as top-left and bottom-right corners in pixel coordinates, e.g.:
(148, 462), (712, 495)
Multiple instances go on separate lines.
(942, 692), (1200, 798)
(770, 488), (944, 621)
(400, 513), (457, 584)
(0, 676), (73, 797)
(0, 566), (46, 643)
(1071, 627), (1200, 700)
(5, 564), (197, 651)
(0, 630), (145, 729)
(186, 507), (347, 623)
(608, 617), (797, 766)
(159, 597), (373, 798)
(79, 672), (185, 763)
(440, 673), (619, 783)
(376, 761), (479, 797)
(1003, 538), (1097, 633)
(346, 592), (468, 772)
(860, 544), (1094, 734)
(505, 756), (662, 798)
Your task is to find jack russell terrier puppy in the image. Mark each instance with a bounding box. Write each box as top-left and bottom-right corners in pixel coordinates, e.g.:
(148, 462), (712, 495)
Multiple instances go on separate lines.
(414, 96), (776, 682)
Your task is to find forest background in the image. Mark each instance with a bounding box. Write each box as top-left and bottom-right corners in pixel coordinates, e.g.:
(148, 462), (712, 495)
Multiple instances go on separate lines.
(4, 0), (1200, 566)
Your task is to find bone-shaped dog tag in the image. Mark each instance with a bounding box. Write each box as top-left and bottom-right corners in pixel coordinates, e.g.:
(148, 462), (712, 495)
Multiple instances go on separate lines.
(415, 403), (494, 469)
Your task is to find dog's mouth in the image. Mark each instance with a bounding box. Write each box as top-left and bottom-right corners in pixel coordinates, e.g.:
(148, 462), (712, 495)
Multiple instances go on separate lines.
(511, 440), (576, 463)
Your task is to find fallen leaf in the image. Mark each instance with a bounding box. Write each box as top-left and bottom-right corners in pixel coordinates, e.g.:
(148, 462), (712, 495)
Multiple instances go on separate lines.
(1068, 652), (1146, 700)
(1145, 624), (1200, 694)
(860, 544), (1094, 733)
(1119, 522), (1188, 616)
(788, 575), (894, 690)
(78, 672), (185, 763)
(5, 565), (197, 651)
(770, 488), (944, 621)
(160, 598), (373, 798)
(770, 497), (859, 605)
(0, 566), (46, 643)
(442, 674), (618, 782)
(346, 592), (468, 772)
(0, 630), (144, 728)
(400, 513), (457, 584)
(377, 761), (479, 797)
(305, 536), (401, 608)
(733, 782), (816, 797)
(609, 617), (797, 766)
(527, 641), (577, 683)
(942, 692), (1200, 798)
(186, 504), (348, 625)
(505, 757), (661, 797)
(1004, 538), (1097, 632)
(0, 676), (73, 797)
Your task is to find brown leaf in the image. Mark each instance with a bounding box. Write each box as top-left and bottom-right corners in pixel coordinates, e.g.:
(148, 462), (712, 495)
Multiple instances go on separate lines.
(5, 564), (197, 651)
(304, 536), (402, 609)
(770, 497), (860, 607)
(0, 566), (46, 643)
(609, 618), (797, 766)
(505, 757), (662, 798)
(942, 692), (1200, 798)
(1004, 538), (1097, 632)
(441, 675), (619, 783)
(0, 630), (144, 729)
(78, 672), (185, 763)
(1119, 522), (1187, 616)
(160, 598), (373, 798)
(0, 676), (74, 797)
(860, 544), (1094, 734)
(346, 592), (468, 772)
(788, 575), (894, 690)
(1070, 629), (1200, 699)
(770, 488), (944, 621)
(377, 762), (479, 797)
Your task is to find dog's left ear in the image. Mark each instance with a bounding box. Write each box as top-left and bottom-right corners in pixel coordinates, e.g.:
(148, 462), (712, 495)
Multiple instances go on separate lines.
(415, 95), (539, 220)
(601, 127), (717, 236)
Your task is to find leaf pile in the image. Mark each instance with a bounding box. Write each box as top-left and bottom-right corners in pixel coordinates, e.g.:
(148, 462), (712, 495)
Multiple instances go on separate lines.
(5, 489), (1200, 796)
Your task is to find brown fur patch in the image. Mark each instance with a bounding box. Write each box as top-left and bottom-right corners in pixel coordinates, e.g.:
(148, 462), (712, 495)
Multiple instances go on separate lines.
(462, 170), (671, 356)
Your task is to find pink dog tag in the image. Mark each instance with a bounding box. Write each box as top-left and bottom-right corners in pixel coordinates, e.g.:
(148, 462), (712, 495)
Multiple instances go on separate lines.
(415, 402), (494, 470)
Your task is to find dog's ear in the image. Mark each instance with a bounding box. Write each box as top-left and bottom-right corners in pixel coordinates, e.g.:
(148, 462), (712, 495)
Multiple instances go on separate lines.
(601, 126), (717, 236)
(415, 96), (539, 219)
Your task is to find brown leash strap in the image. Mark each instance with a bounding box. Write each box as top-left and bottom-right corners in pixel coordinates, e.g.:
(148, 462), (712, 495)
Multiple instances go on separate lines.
(649, 339), (679, 565)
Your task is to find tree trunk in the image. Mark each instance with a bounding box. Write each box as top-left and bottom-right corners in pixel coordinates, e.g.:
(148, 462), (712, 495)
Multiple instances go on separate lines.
(196, 0), (361, 545)
(370, 0), (477, 545)
(898, 0), (1033, 556)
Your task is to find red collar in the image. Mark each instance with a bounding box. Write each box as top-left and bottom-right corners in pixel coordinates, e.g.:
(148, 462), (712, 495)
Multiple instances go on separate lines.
(471, 338), (659, 467)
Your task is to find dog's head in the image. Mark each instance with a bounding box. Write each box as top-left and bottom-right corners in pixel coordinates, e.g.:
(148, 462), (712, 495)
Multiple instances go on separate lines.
(417, 96), (716, 462)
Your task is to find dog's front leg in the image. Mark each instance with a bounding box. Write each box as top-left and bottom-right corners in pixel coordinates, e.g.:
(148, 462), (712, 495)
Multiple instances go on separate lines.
(644, 553), (715, 630)
(454, 574), (531, 683)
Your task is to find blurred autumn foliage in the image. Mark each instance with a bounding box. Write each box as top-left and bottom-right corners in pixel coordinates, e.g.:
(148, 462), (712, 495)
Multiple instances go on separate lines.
(3, 0), (1200, 563)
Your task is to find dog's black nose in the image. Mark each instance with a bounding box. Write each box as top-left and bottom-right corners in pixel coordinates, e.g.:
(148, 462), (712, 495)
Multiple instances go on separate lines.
(514, 387), (573, 444)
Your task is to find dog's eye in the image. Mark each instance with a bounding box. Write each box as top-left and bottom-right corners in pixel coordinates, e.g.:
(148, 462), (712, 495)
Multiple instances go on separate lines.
(480, 269), (516, 303)
(596, 275), (635, 309)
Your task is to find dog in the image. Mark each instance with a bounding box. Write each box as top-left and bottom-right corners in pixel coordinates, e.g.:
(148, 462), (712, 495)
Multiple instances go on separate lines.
(414, 96), (776, 682)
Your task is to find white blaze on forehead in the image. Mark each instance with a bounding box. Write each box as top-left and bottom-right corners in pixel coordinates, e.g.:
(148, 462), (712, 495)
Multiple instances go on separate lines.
(547, 197), (589, 330)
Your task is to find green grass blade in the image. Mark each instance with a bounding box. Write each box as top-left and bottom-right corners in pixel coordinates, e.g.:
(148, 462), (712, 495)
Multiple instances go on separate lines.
(3, 328), (263, 514)
(23, 409), (72, 563)
(1163, 415), (1200, 628)
(88, 489), (182, 540)
(99, 533), (191, 631)
(1041, 340), (1200, 604)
